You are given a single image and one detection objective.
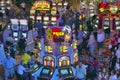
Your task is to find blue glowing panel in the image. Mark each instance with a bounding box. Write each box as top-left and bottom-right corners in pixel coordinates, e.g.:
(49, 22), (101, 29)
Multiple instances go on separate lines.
(42, 69), (50, 75)
(60, 69), (69, 75)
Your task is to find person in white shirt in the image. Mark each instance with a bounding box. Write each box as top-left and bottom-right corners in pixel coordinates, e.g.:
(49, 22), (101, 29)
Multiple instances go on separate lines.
(116, 45), (120, 59)
(97, 29), (105, 55)
(109, 70), (117, 80)
(115, 58), (120, 70)
(3, 53), (17, 80)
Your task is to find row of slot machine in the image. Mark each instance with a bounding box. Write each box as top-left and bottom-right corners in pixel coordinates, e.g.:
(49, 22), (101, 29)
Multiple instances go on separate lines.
(94, 15), (120, 30)
(94, 2), (120, 30)
(29, 0), (68, 28)
(31, 26), (78, 80)
(7, 19), (28, 41)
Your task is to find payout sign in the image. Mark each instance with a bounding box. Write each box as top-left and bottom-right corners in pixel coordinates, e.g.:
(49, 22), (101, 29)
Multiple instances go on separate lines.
(46, 27), (65, 42)
(33, 1), (50, 10)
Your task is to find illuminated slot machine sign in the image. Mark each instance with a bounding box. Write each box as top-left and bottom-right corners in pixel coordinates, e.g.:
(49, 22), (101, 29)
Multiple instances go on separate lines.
(44, 56), (54, 67)
(33, 1), (50, 11)
(46, 26), (65, 42)
(51, 17), (57, 25)
(45, 45), (53, 54)
(103, 18), (109, 29)
(115, 18), (120, 30)
(59, 56), (70, 67)
(60, 45), (68, 54)
(73, 53), (78, 65)
(43, 16), (49, 28)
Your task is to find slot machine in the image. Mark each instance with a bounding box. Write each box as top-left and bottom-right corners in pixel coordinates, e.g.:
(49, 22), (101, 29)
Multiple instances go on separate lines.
(36, 16), (42, 22)
(38, 56), (57, 80)
(43, 16), (50, 28)
(51, 16), (57, 25)
(19, 19), (28, 39)
(103, 18), (109, 30)
(58, 56), (75, 80)
(10, 19), (19, 41)
(94, 16), (99, 29)
(115, 18), (120, 30)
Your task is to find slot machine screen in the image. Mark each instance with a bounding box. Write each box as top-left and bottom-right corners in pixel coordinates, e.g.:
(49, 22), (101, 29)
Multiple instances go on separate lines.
(104, 21), (109, 25)
(42, 69), (50, 75)
(60, 69), (69, 75)
(44, 17), (49, 21)
(37, 16), (42, 20)
(22, 33), (27, 38)
(13, 32), (18, 37)
(30, 16), (35, 20)
(44, 22), (48, 25)
(11, 25), (19, 30)
(115, 21), (119, 26)
(51, 17), (57, 21)
(96, 20), (98, 24)
(58, 3), (62, 6)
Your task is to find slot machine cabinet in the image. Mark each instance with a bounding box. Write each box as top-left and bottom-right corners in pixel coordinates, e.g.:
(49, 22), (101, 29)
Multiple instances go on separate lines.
(115, 18), (120, 30)
(10, 19), (19, 41)
(43, 16), (50, 28)
(94, 16), (99, 29)
(58, 56), (74, 80)
(30, 16), (35, 24)
(51, 16), (57, 25)
(38, 56), (55, 80)
(103, 18), (110, 30)
(19, 20), (28, 39)
(36, 16), (42, 22)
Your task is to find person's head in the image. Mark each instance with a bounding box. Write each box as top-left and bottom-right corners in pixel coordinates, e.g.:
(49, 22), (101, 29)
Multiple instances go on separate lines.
(111, 50), (115, 56)
(78, 61), (83, 67)
(38, 20), (40, 22)
(6, 53), (11, 59)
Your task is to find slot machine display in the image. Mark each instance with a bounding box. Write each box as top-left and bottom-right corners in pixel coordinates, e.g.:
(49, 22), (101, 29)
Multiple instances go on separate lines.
(43, 16), (50, 28)
(19, 19), (28, 39)
(103, 18), (109, 30)
(36, 16), (42, 22)
(10, 19), (19, 41)
(94, 16), (99, 29)
(58, 56), (75, 80)
(115, 18), (120, 30)
(38, 56), (55, 80)
(51, 16), (57, 25)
